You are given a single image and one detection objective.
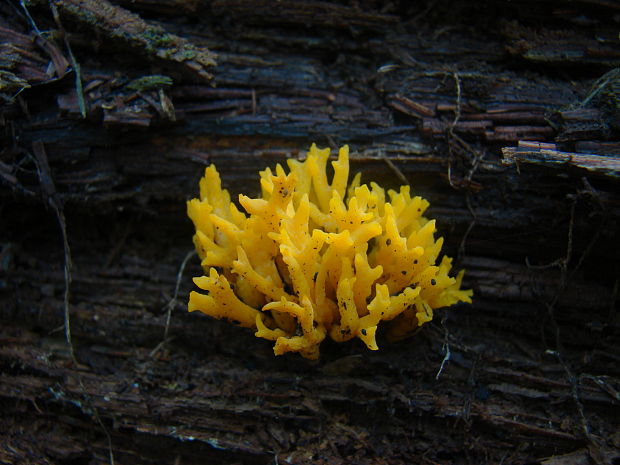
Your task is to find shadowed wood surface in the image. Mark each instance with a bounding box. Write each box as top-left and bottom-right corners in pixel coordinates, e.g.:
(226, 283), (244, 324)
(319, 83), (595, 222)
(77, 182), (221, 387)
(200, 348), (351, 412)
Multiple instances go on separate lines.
(1, 1), (619, 464)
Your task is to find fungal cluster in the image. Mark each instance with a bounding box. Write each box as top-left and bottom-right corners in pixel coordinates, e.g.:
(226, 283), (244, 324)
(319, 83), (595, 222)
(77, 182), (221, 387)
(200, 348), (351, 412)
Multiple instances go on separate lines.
(187, 144), (472, 359)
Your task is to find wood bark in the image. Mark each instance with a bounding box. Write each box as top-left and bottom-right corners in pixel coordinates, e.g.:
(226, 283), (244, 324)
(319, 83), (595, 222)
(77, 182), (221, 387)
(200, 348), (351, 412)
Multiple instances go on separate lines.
(1, 1), (619, 464)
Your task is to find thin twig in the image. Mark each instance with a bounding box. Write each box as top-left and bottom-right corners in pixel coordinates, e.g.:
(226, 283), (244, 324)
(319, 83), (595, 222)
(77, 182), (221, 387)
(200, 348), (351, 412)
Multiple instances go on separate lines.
(17, 0), (41, 34)
(33, 141), (114, 465)
(553, 346), (591, 439)
(457, 217), (476, 262)
(50, 2), (86, 118)
(382, 153), (408, 186)
(449, 131), (480, 164)
(54, 190), (116, 465)
(450, 71), (462, 132)
(443, 71), (481, 262)
(163, 250), (196, 340)
(435, 313), (451, 380)
(149, 337), (173, 358)
(540, 196), (607, 446)
(581, 68), (620, 108)
(55, 207), (76, 361)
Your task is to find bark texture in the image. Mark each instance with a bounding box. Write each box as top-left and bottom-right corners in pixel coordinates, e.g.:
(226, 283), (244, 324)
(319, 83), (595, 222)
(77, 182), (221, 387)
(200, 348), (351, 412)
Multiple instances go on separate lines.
(1, 1), (619, 464)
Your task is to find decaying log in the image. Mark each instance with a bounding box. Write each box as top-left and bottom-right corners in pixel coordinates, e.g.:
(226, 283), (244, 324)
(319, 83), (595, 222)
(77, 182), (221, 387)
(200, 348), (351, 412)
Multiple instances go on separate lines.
(1, 1), (619, 464)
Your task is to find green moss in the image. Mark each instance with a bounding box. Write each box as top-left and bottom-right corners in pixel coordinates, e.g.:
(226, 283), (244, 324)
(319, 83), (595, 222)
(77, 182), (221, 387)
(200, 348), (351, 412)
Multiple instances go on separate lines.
(174, 47), (197, 60)
(125, 75), (173, 91)
(142, 27), (175, 49)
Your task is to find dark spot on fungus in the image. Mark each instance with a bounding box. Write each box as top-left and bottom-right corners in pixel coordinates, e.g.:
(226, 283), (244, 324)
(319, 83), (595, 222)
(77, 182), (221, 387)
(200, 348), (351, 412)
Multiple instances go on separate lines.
(413, 260), (418, 264)
(386, 239), (391, 246)
(431, 279), (436, 285)
(401, 270), (407, 275)
(361, 328), (367, 336)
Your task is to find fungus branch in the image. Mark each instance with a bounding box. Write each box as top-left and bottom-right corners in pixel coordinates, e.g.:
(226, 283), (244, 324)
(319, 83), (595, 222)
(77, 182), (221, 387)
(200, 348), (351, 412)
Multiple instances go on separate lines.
(187, 144), (473, 358)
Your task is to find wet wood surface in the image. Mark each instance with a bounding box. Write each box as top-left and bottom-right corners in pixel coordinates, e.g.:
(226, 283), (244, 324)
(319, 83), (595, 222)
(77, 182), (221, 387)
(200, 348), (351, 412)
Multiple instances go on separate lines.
(1, 1), (619, 464)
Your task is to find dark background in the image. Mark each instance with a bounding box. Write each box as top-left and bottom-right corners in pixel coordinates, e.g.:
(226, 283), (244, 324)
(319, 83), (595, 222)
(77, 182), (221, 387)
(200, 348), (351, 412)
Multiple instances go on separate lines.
(1, 1), (619, 464)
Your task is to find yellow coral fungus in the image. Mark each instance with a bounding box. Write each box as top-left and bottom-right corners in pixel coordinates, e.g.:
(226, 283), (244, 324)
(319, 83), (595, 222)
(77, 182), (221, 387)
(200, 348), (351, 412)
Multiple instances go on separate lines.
(187, 144), (473, 359)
